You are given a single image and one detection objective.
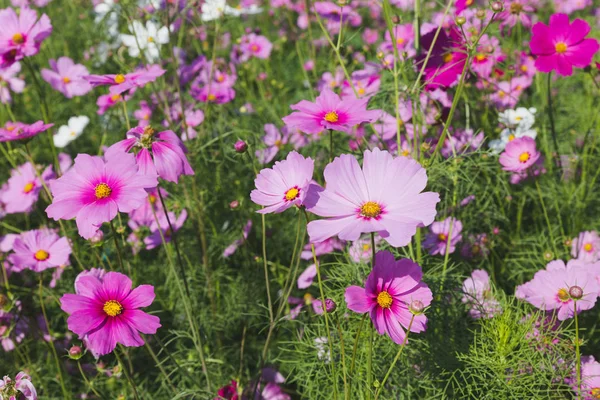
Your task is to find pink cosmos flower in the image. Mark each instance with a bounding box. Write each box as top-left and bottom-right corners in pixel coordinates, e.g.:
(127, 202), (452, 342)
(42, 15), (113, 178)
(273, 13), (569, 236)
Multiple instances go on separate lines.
(60, 271), (161, 356)
(461, 270), (501, 319)
(215, 380), (239, 400)
(300, 237), (345, 260)
(144, 209), (188, 250)
(40, 57), (92, 98)
(282, 88), (380, 134)
(380, 24), (415, 58)
(578, 356), (600, 400)
(223, 219), (252, 258)
(307, 148), (439, 247)
(0, 162), (53, 214)
(519, 259), (600, 320)
(423, 217), (463, 256)
(239, 33), (273, 60)
(128, 188), (167, 228)
(0, 371), (37, 400)
(530, 13), (599, 76)
(105, 126), (194, 184)
(349, 235), (382, 263)
(180, 109), (205, 141)
(571, 231), (600, 264)
(45, 152), (158, 239)
(250, 151), (318, 214)
(317, 67), (345, 91)
(297, 264), (317, 289)
(7, 229), (70, 272)
(345, 250), (432, 344)
(497, 0), (537, 32)
(0, 7), (52, 67)
(418, 27), (467, 89)
(133, 100), (153, 128)
(0, 120), (53, 142)
(85, 64), (166, 95)
(499, 136), (540, 172)
(0, 62), (24, 103)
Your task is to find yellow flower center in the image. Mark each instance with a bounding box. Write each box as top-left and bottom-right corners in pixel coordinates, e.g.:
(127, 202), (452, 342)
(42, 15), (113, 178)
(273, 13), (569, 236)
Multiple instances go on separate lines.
(12, 33), (24, 44)
(518, 152), (530, 163)
(376, 291), (393, 308)
(591, 388), (600, 398)
(520, 65), (528, 72)
(360, 201), (381, 218)
(498, 90), (506, 98)
(94, 183), (112, 200)
(114, 74), (126, 84)
(23, 182), (35, 193)
(510, 2), (523, 13)
(396, 38), (405, 45)
(324, 111), (339, 123)
(557, 288), (570, 302)
(285, 187), (300, 201)
(148, 36), (154, 43)
(362, 244), (371, 251)
(475, 53), (487, 62)
(207, 93), (216, 102)
(515, 116), (522, 121)
(555, 42), (567, 54)
(103, 300), (123, 317)
(443, 53), (453, 63)
(584, 243), (593, 252)
(110, 94), (121, 102)
(217, 75), (225, 82)
(34, 249), (49, 261)
(251, 44), (259, 52)
(62, 76), (71, 84)
(358, 87), (366, 96)
(438, 233), (448, 241)
(149, 194), (157, 204)
(508, 134), (515, 141)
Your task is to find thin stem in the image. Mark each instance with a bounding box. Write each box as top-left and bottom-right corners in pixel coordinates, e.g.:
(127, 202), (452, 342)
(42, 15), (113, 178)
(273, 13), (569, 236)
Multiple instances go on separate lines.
(122, 100), (131, 131)
(350, 313), (367, 375)
(574, 300), (581, 398)
(335, 316), (349, 400)
(109, 220), (126, 273)
(329, 129), (334, 162)
(260, 212), (275, 361)
(157, 188), (191, 298)
(367, 325), (373, 400)
(535, 180), (559, 257)
(77, 360), (103, 398)
(144, 341), (178, 395)
(114, 347), (141, 400)
(546, 72), (561, 174)
(374, 314), (416, 399)
(370, 233), (376, 268)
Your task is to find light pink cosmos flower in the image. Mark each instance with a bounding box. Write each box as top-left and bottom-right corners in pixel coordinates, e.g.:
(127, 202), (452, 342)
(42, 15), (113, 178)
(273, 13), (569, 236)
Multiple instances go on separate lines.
(105, 126), (194, 184)
(0, 371), (37, 400)
(300, 237), (345, 260)
(577, 356), (600, 400)
(530, 13), (599, 77)
(239, 33), (273, 60)
(0, 120), (53, 142)
(144, 209), (188, 250)
(519, 259), (600, 321)
(554, 0), (591, 15)
(571, 231), (600, 264)
(345, 250), (432, 344)
(297, 264), (317, 289)
(40, 57), (92, 98)
(85, 64), (166, 95)
(282, 88), (380, 134)
(180, 109), (205, 141)
(45, 152), (158, 239)
(7, 229), (70, 272)
(349, 235), (382, 263)
(250, 151), (319, 214)
(0, 62), (24, 104)
(0, 6), (52, 67)
(423, 217), (463, 256)
(499, 136), (540, 172)
(223, 219), (252, 258)
(307, 148), (439, 247)
(461, 270), (501, 319)
(497, 0), (537, 32)
(0, 162), (53, 214)
(133, 100), (153, 128)
(128, 188), (167, 228)
(60, 271), (161, 356)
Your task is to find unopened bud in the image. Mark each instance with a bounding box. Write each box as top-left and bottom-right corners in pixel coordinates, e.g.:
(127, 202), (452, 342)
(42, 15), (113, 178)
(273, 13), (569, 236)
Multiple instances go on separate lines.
(491, 1), (503, 12)
(0, 294), (8, 308)
(475, 9), (486, 19)
(569, 286), (583, 300)
(68, 345), (83, 359)
(391, 15), (400, 24)
(455, 16), (466, 26)
(312, 298), (336, 315)
(409, 299), (425, 314)
(229, 200), (239, 209)
(234, 140), (247, 153)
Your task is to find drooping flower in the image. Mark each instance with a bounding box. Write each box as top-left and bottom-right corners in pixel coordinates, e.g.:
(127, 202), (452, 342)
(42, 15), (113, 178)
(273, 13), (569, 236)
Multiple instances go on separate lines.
(0, 6), (52, 67)
(571, 231), (600, 264)
(85, 64), (166, 95)
(105, 125), (194, 183)
(45, 152), (158, 239)
(0, 371), (37, 400)
(461, 270), (501, 319)
(60, 271), (161, 356)
(518, 259), (600, 320)
(0, 162), (53, 214)
(530, 13), (599, 76)
(307, 148), (439, 247)
(499, 136), (540, 172)
(345, 250), (432, 344)
(53, 115), (90, 148)
(423, 217), (463, 256)
(0, 120), (53, 142)
(282, 88), (380, 134)
(40, 57), (92, 98)
(7, 229), (70, 272)
(119, 20), (169, 62)
(250, 151), (318, 214)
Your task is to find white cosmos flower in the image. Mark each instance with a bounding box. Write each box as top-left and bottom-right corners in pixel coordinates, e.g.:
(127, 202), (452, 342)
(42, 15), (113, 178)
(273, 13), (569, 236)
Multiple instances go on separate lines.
(488, 127), (537, 154)
(94, 0), (120, 38)
(201, 0), (263, 21)
(498, 107), (536, 132)
(54, 116), (90, 148)
(120, 21), (170, 62)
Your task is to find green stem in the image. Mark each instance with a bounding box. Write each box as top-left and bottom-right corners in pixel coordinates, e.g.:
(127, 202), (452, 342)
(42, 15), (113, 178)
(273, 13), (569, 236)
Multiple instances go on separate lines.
(109, 220), (126, 273)
(367, 325), (373, 400)
(535, 180), (559, 257)
(260, 212), (275, 361)
(350, 314), (367, 375)
(574, 300), (581, 398)
(77, 360), (103, 398)
(546, 72), (562, 175)
(114, 347), (141, 400)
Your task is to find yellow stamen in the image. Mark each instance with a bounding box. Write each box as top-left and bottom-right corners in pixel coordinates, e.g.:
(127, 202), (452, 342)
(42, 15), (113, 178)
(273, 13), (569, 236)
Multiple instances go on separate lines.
(285, 187), (299, 201)
(443, 53), (453, 63)
(251, 44), (259, 52)
(510, 2), (523, 13)
(518, 152), (530, 163)
(207, 93), (216, 102)
(584, 243), (593, 252)
(34, 249), (49, 261)
(520, 65), (528, 72)
(12, 33), (24, 45)
(94, 183), (112, 200)
(360, 201), (381, 218)
(23, 182), (35, 193)
(110, 94), (121, 102)
(591, 388), (600, 398)
(376, 291), (393, 308)
(358, 87), (366, 96)
(508, 134), (515, 141)
(557, 288), (570, 302)
(114, 74), (126, 84)
(148, 36), (154, 43)
(62, 76), (71, 84)
(362, 244), (370, 251)
(438, 233), (448, 241)
(103, 300), (123, 317)
(475, 54), (487, 62)
(498, 90), (506, 98)
(555, 42), (567, 54)
(149, 194), (157, 204)
(396, 38), (405, 45)
(324, 111), (339, 123)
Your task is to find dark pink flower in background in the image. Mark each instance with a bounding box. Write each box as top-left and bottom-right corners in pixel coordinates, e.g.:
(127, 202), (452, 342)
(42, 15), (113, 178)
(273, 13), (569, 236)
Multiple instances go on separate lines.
(41, 57), (91, 98)
(106, 126), (194, 183)
(0, 62), (24, 103)
(7, 228), (70, 272)
(0, 6), (52, 66)
(239, 33), (273, 60)
(345, 250), (432, 344)
(60, 271), (161, 356)
(418, 27), (467, 89)
(530, 13), (599, 76)
(0, 120), (53, 142)
(423, 217), (463, 256)
(144, 209), (188, 250)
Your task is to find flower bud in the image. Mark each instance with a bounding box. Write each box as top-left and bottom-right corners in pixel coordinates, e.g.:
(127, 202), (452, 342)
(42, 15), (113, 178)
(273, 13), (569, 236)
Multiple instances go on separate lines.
(391, 15), (400, 24)
(455, 16), (466, 26)
(409, 299), (425, 314)
(68, 345), (83, 360)
(569, 285), (583, 300)
(491, 1), (504, 12)
(234, 140), (248, 153)
(229, 200), (240, 209)
(312, 298), (336, 315)
(0, 294), (8, 308)
(475, 9), (486, 19)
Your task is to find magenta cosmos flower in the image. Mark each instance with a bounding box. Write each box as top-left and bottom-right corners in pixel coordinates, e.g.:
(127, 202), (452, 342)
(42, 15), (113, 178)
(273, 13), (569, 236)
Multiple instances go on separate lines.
(307, 148), (439, 247)
(0, 120), (53, 142)
(250, 151), (318, 214)
(85, 64), (165, 95)
(41, 57), (92, 98)
(105, 126), (194, 183)
(345, 250), (432, 344)
(423, 217), (463, 256)
(0, 161), (53, 214)
(282, 88), (380, 134)
(8, 229), (70, 272)
(0, 7), (52, 67)
(45, 152), (158, 239)
(240, 33), (273, 60)
(530, 13), (599, 77)
(60, 271), (161, 356)
(518, 259), (600, 321)
(499, 136), (540, 172)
